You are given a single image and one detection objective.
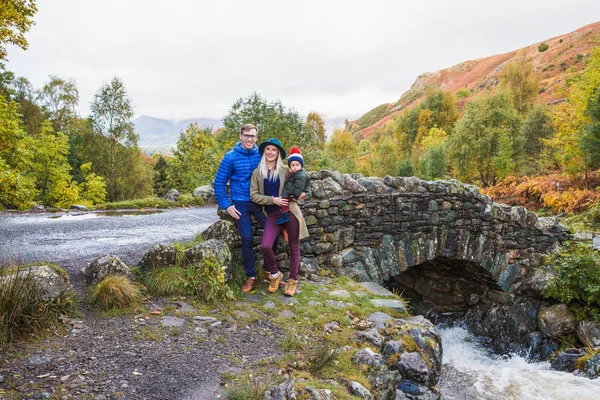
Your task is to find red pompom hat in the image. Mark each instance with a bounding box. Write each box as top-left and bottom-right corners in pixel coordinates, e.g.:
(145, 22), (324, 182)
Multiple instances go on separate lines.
(287, 147), (304, 167)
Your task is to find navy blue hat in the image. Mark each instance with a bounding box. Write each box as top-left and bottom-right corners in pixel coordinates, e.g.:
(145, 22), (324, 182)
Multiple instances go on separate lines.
(258, 138), (286, 159)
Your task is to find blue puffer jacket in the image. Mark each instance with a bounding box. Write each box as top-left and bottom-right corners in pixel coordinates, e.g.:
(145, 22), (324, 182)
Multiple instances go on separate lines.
(214, 142), (262, 210)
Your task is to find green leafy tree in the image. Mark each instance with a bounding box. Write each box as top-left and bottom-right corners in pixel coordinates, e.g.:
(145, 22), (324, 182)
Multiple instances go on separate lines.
(302, 111), (326, 167)
(38, 75), (79, 133)
(372, 136), (399, 177)
(579, 85), (600, 171)
(152, 155), (168, 196)
(323, 129), (358, 173)
(0, 94), (36, 209)
(448, 90), (522, 186)
(499, 57), (539, 113)
(521, 104), (555, 175)
(0, 0), (37, 61)
(79, 162), (106, 205)
(90, 77), (141, 201)
(220, 92), (304, 154)
(168, 123), (218, 192)
(414, 127), (449, 180)
(31, 122), (79, 207)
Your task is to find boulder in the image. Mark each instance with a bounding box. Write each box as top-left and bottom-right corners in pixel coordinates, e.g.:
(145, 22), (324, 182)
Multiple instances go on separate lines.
(184, 239), (232, 281)
(264, 378), (297, 400)
(353, 348), (385, 368)
(348, 381), (372, 399)
(201, 220), (241, 248)
(138, 243), (177, 272)
(83, 255), (132, 285)
(538, 304), (576, 338)
(0, 265), (72, 301)
(576, 320), (600, 348)
(163, 189), (180, 202)
(550, 348), (583, 372)
(192, 185), (215, 204)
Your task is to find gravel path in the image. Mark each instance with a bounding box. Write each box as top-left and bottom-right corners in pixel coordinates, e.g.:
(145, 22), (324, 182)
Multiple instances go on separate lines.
(0, 206), (284, 399)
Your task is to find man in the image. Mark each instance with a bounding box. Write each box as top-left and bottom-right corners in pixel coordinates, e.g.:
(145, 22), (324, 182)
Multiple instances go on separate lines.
(213, 123), (275, 292)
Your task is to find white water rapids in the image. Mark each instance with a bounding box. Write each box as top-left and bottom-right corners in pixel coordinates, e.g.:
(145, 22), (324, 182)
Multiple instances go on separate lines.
(439, 326), (600, 400)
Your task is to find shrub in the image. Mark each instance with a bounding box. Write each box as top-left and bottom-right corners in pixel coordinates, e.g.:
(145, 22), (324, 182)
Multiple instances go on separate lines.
(538, 42), (549, 52)
(456, 88), (470, 100)
(144, 267), (188, 296)
(90, 275), (142, 310)
(185, 256), (233, 303)
(0, 267), (77, 345)
(542, 242), (600, 306)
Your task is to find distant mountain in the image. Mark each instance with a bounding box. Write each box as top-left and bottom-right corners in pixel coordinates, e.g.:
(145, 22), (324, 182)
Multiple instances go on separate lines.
(350, 21), (600, 139)
(135, 114), (351, 148)
(134, 115), (222, 147)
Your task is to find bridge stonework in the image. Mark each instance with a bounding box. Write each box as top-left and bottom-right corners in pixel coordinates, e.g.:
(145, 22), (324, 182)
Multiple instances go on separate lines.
(292, 171), (569, 312)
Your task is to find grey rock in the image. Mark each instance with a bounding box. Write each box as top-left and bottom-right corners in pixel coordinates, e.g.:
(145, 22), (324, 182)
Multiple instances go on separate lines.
(329, 289), (351, 298)
(163, 188), (180, 201)
(184, 239), (232, 281)
(278, 310), (295, 318)
(392, 352), (433, 386)
(538, 304), (576, 338)
(371, 299), (406, 313)
(349, 381), (373, 399)
(264, 378), (297, 400)
(353, 348), (384, 368)
(202, 219), (241, 248)
(576, 320), (600, 348)
(367, 312), (393, 329)
(326, 300), (348, 309)
(138, 244), (177, 272)
(360, 282), (394, 297)
(160, 316), (185, 327)
(355, 328), (384, 349)
(82, 255), (132, 286)
(1, 265), (73, 301)
(192, 185), (215, 203)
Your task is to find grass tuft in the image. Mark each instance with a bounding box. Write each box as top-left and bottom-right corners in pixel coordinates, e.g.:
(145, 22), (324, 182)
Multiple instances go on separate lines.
(225, 376), (273, 400)
(144, 267), (188, 296)
(90, 275), (142, 310)
(0, 265), (77, 345)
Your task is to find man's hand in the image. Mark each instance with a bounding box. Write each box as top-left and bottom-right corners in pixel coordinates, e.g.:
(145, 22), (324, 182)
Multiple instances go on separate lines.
(226, 205), (241, 220)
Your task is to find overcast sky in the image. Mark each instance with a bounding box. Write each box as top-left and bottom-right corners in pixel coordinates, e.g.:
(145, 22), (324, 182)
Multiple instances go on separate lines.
(5, 0), (600, 122)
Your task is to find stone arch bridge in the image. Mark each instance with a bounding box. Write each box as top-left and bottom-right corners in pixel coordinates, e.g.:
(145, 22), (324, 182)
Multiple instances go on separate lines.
(284, 170), (569, 313)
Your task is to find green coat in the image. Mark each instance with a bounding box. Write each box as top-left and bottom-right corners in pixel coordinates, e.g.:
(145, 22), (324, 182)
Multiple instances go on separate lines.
(250, 165), (309, 240)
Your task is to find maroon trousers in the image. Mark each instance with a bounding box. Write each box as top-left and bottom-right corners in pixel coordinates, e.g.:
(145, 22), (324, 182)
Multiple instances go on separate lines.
(261, 210), (300, 280)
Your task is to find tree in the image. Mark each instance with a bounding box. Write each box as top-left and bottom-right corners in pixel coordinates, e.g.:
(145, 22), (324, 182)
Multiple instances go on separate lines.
(521, 104), (555, 175)
(152, 155), (168, 196)
(167, 123), (219, 192)
(323, 129), (358, 173)
(448, 90), (522, 186)
(90, 77), (138, 201)
(38, 75), (79, 133)
(30, 121), (79, 206)
(0, 94), (37, 209)
(302, 111), (326, 167)
(0, 0), (37, 61)
(220, 92), (304, 153)
(414, 127), (449, 181)
(79, 162), (106, 205)
(579, 85), (600, 172)
(500, 57), (539, 113)
(372, 136), (399, 177)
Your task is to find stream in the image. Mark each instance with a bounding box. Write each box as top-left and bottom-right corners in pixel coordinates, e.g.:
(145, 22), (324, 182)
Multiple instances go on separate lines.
(439, 326), (600, 400)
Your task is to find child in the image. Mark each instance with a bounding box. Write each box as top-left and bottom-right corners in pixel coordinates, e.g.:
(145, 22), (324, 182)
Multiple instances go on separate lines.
(277, 147), (310, 225)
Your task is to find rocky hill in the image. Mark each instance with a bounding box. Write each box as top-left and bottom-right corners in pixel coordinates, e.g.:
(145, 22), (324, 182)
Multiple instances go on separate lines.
(351, 21), (600, 138)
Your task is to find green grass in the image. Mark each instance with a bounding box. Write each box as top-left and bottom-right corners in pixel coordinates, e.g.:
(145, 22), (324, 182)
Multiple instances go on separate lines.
(93, 194), (204, 210)
(0, 264), (78, 346)
(144, 266), (188, 296)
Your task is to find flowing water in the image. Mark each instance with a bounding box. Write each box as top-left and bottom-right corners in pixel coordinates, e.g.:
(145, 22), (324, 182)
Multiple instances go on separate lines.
(438, 326), (600, 400)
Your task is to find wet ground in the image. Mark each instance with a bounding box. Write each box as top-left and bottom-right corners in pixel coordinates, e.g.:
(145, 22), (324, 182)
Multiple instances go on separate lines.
(0, 206), (220, 276)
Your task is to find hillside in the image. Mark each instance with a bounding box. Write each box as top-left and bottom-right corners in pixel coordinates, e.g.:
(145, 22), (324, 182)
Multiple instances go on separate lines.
(351, 21), (600, 138)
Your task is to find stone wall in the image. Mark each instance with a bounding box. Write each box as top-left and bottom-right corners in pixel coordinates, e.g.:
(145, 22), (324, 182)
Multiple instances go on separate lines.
(260, 170), (569, 313)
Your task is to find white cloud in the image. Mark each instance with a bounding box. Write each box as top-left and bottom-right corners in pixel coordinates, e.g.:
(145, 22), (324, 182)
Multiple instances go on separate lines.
(5, 0), (600, 121)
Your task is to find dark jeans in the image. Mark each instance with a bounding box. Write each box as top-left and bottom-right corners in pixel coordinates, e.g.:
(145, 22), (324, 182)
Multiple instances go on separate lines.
(233, 200), (276, 278)
(261, 210), (300, 280)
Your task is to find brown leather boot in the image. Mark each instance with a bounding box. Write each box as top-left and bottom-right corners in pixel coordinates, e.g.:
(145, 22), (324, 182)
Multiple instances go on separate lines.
(241, 277), (256, 293)
(284, 278), (297, 297)
(268, 272), (283, 294)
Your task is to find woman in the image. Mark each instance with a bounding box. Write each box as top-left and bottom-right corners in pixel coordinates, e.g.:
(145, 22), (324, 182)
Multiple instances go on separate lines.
(250, 138), (309, 297)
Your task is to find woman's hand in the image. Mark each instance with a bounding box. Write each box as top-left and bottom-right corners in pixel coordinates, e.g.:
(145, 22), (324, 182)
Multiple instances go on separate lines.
(272, 197), (288, 206)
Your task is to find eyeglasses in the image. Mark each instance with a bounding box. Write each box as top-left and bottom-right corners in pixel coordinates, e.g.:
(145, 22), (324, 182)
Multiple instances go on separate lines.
(241, 134), (258, 140)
